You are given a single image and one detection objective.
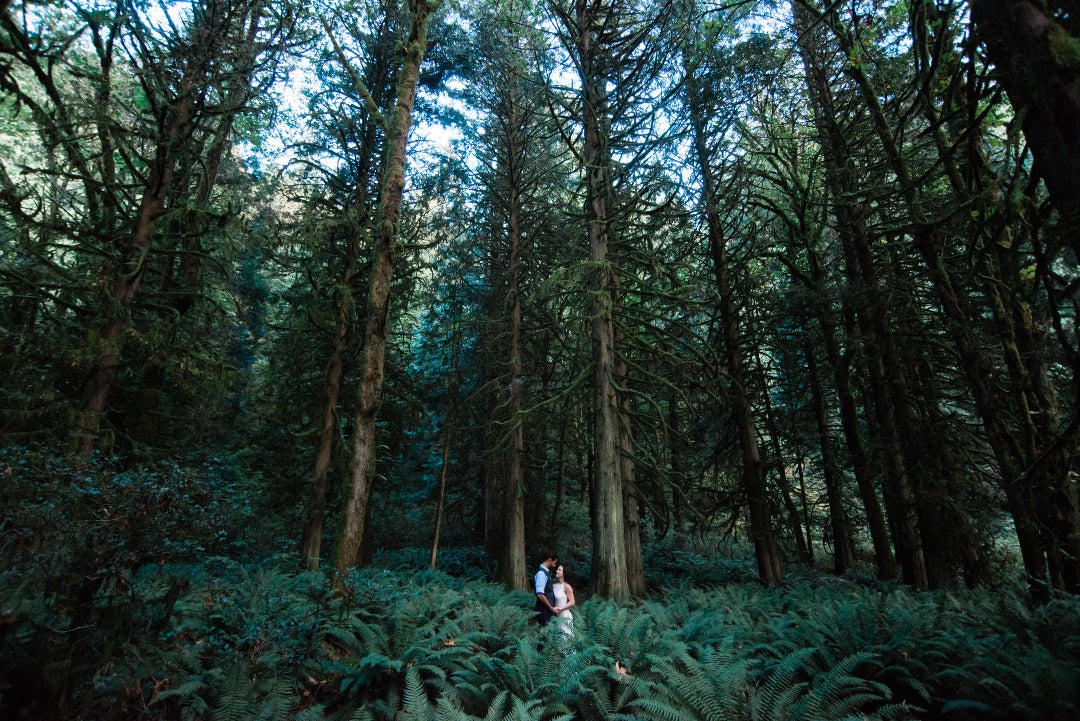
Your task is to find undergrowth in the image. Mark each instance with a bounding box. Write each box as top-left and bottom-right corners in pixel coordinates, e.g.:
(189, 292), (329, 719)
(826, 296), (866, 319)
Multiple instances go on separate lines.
(3, 448), (1080, 720)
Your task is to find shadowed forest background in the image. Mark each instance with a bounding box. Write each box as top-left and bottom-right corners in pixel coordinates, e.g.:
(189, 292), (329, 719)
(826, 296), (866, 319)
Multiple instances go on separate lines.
(2, 0), (1080, 718)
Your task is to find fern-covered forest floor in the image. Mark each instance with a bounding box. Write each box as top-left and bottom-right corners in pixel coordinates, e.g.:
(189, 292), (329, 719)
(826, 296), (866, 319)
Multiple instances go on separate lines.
(3, 447), (1080, 721)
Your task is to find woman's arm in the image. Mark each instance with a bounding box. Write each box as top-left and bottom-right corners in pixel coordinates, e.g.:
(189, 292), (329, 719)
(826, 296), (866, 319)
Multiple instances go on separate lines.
(564, 584), (576, 610)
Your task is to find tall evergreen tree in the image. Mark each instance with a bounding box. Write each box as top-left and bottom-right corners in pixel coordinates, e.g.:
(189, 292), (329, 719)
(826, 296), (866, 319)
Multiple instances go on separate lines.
(333, 0), (441, 576)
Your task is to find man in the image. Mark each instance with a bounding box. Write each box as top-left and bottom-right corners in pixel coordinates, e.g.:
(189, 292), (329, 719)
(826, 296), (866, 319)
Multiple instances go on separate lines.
(533, 550), (559, 626)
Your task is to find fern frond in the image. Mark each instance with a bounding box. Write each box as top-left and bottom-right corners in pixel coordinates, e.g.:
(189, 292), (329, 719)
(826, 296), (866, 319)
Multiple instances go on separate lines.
(212, 664), (255, 721)
(253, 672), (293, 720)
(149, 675), (209, 705)
(872, 701), (921, 720)
(752, 648), (815, 721)
(401, 666), (435, 721)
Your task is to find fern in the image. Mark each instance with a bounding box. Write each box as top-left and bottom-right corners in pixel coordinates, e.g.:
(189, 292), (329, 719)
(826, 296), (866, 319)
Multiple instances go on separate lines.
(638, 641), (751, 721)
(871, 702), (921, 720)
(212, 664), (256, 721)
(253, 673), (294, 720)
(750, 647), (815, 721)
(793, 651), (890, 720)
(401, 666), (436, 721)
(480, 691), (548, 721)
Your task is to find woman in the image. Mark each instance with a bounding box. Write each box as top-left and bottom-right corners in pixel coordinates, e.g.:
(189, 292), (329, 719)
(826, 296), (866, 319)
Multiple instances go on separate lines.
(552, 564), (576, 640)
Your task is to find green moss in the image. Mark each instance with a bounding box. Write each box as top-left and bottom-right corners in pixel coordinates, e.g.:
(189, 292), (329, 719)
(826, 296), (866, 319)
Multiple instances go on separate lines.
(1048, 25), (1080, 70)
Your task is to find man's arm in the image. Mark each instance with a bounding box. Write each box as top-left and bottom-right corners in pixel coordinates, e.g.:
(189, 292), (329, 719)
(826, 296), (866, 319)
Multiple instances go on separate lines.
(536, 591), (557, 613)
(534, 569), (556, 612)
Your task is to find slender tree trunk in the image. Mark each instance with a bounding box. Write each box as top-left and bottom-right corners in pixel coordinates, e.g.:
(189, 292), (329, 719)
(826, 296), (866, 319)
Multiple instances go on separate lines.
(796, 460), (815, 563)
(483, 219), (505, 560)
(300, 255), (356, 570)
(429, 427), (451, 569)
(333, 0), (438, 577)
(804, 339), (855, 572)
(71, 87), (197, 459)
(793, 1), (927, 587)
(808, 240), (895, 578)
(684, 50), (783, 587)
(617, 302), (645, 595)
(668, 394), (685, 535)
(762, 383), (810, 563)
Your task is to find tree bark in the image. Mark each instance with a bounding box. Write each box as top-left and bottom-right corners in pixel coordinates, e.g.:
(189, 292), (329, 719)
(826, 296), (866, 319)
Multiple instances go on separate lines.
(969, 0), (1080, 245)
(547, 0), (635, 600)
(793, 0), (927, 588)
(804, 339), (855, 573)
(685, 66), (783, 586)
(494, 175), (528, 590)
(333, 0), (439, 577)
(300, 255), (356, 570)
(581, 3), (629, 602)
(300, 3), (392, 570)
(71, 86), (197, 459)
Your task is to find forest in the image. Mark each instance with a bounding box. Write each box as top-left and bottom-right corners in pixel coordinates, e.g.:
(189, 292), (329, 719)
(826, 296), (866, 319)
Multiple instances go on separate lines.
(2, 0), (1080, 718)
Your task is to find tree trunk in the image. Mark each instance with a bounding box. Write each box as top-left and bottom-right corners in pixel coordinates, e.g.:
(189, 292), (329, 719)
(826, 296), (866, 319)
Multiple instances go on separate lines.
(429, 427), (451, 569)
(970, 0), (1080, 245)
(761, 382), (810, 563)
(300, 255), (356, 570)
(494, 177), (528, 590)
(623, 472), (646, 595)
(584, 111), (630, 599)
(617, 298), (645, 595)
(554, 0), (631, 601)
(793, 0), (927, 588)
(333, 0), (438, 577)
(71, 86), (197, 459)
(684, 47), (783, 587)
(808, 245), (895, 578)
(804, 339), (855, 573)
(796, 460), (815, 563)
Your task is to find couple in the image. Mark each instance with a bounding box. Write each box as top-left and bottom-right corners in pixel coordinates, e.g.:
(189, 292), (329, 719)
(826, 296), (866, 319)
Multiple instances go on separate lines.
(534, 551), (575, 638)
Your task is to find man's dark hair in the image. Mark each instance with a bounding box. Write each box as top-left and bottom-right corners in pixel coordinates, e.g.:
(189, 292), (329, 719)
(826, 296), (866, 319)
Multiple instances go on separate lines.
(540, 549), (558, 564)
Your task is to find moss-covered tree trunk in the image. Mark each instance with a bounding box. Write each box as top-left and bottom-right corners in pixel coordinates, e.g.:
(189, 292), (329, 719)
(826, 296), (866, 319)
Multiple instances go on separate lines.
(333, 0), (439, 577)
(685, 60), (783, 586)
(970, 0), (1080, 243)
(300, 5), (395, 571)
(567, 0), (631, 601)
(71, 87), (197, 459)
